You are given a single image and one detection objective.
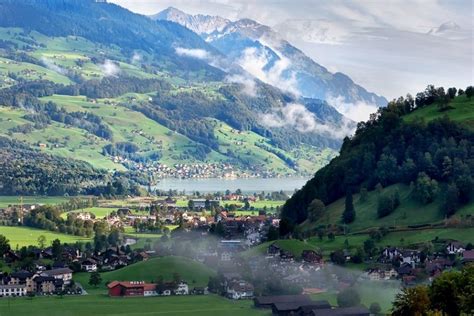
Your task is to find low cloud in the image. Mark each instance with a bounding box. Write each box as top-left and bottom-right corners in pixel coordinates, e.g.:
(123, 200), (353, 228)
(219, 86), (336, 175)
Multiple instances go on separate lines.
(224, 74), (257, 97)
(260, 102), (353, 138)
(237, 46), (300, 96)
(327, 95), (379, 122)
(131, 52), (142, 63)
(41, 57), (67, 75)
(100, 59), (121, 77)
(175, 47), (210, 60)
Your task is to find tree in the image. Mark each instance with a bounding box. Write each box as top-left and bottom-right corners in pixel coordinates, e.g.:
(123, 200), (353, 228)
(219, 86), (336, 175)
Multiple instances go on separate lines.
(37, 235), (46, 249)
(429, 271), (462, 315)
(330, 250), (345, 265)
(342, 191), (356, 224)
(363, 238), (376, 257)
(51, 239), (63, 260)
(392, 286), (431, 316)
(442, 183), (459, 217)
(369, 302), (382, 315)
(466, 86), (473, 99)
(414, 172), (438, 204)
(307, 199), (325, 222)
(337, 287), (360, 307)
(0, 234), (10, 256)
(267, 225), (279, 241)
(88, 271), (102, 288)
(447, 87), (457, 99)
(173, 272), (181, 284)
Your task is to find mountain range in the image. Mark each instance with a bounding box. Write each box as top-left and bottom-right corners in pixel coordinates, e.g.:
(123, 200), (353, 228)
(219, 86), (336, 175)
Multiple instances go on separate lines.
(0, 0), (390, 194)
(153, 7), (387, 108)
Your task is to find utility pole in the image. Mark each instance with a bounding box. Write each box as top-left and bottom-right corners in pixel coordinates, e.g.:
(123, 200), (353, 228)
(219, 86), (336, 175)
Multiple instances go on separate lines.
(19, 196), (24, 224)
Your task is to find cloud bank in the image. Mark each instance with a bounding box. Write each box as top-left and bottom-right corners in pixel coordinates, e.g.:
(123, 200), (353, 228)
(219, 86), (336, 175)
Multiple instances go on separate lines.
(175, 47), (210, 60)
(326, 95), (379, 123)
(41, 57), (67, 75)
(260, 102), (353, 138)
(100, 60), (121, 77)
(237, 47), (300, 96)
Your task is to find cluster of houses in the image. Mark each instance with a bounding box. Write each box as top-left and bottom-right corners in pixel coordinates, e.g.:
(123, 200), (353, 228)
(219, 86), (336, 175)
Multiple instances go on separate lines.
(361, 242), (474, 285)
(0, 268), (74, 297)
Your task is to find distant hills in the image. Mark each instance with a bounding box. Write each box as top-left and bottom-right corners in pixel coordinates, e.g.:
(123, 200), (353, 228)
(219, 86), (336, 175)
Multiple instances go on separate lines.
(153, 7), (387, 107)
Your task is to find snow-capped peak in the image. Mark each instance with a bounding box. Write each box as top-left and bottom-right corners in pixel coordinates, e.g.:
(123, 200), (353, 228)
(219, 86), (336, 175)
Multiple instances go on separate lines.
(151, 7), (230, 34)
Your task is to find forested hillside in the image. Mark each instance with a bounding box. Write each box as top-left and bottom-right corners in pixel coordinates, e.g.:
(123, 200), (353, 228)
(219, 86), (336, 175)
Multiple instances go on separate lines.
(281, 86), (474, 233)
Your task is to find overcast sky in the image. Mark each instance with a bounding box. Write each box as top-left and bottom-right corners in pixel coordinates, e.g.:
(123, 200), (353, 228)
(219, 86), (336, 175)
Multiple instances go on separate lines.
(110, 0), (473, 100)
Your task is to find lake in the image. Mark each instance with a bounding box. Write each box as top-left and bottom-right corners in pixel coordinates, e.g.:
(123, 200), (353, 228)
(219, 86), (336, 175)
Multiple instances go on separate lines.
(152, 177), (310, 193)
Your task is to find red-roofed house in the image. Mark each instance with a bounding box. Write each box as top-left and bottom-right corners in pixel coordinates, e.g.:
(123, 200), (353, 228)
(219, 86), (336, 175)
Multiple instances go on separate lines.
(108, 281), (157, 297)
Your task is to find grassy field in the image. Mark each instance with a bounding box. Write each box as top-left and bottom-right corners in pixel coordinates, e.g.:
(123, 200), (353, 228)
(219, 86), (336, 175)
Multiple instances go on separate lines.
(301, 183), (469, 233)
(74, 256), (216, 290)
(60, 207), (116, 219)
(404, 94), (474, 127)
(0, 226), (91, 248)
(0, 196), (70, 208)
(0, 294), (268, 316)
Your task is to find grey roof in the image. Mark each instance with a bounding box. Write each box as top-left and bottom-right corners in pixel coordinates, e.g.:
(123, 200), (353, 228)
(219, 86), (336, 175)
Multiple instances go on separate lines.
(254, 294), (312, 305)
(312, 307), (370, 316)
(41, 268), (73, 276)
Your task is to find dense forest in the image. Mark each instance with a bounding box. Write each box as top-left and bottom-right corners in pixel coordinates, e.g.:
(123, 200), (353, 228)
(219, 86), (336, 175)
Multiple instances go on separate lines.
(281, 85), (474, 229)
(0, 137), (142, 196)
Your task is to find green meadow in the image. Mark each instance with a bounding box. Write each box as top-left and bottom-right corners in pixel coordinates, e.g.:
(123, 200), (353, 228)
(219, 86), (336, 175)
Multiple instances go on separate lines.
(0, 294), (268, 316)
(0, 226), (91, 248)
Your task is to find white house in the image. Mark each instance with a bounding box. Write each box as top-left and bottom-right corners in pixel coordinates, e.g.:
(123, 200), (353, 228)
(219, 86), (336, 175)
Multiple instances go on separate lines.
(175, 281), (189, 295)
(446, 242), (465, 255)
(81, 259), (98, 272)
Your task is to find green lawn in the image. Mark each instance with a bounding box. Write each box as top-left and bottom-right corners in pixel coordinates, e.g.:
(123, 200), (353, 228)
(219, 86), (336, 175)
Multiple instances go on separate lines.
(404, 94), (474, 127)
(61, 207), (117, 219)
(0, 226), (91, 248)
(0, 294), (268, 316)
(0, 196), (70, 208)
(242, 239), (318, 259)
(74, 256), (216, 290)
(302, 183), (462, 233)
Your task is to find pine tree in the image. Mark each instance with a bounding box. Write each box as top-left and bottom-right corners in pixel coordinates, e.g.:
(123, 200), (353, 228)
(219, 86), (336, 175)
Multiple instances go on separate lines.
(342, 191), (356, 224)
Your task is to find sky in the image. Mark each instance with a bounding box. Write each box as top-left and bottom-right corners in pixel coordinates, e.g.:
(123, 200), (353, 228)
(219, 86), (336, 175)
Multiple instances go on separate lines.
(109, 0), (473, 100)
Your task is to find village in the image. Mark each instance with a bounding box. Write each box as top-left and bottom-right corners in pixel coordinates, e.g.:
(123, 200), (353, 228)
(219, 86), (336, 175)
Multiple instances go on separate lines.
(0, 193), (473, 315)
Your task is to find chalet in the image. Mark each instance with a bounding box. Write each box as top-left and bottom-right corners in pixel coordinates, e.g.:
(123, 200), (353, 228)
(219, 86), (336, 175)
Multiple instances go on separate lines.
(254, 294), (312, 308)
(225, 280), (254, 300)
(267, 243), (281, 257)
(280, 250), (295, 263)
(446, 241), (465, 255)
(143, 283), (158, 297)
(81, 258), (98, 272)
(302, 250), (323, 264)
(0, 284), (26, 297)
(40, 268), (73, 285)
(462, 250), (474, 264)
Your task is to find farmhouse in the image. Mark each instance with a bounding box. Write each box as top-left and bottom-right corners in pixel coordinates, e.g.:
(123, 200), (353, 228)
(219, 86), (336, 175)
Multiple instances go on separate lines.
(225, 280), (254, 300)
(108, 281), (149, 297)
(270, 300), (331, 316)
(7, 271), (35, 293)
